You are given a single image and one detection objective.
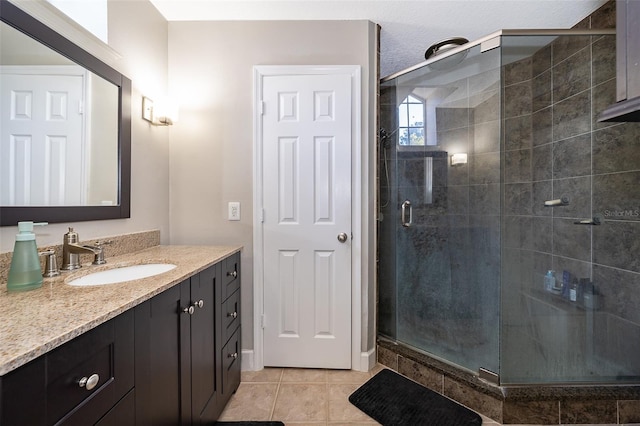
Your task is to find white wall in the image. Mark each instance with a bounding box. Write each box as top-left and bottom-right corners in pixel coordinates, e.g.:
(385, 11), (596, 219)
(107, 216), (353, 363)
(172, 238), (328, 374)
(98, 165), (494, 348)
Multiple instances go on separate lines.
(0, 0), (171, 252)
(0, 4), (379, 366)
(167, 20), (378, 358)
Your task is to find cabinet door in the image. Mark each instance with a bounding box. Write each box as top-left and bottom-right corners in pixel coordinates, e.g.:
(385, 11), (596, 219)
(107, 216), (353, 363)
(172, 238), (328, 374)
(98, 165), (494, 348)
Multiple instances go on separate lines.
(134, 280), (191, 425)
(190, 264), (222, 423)
(0, 357), (46, 426)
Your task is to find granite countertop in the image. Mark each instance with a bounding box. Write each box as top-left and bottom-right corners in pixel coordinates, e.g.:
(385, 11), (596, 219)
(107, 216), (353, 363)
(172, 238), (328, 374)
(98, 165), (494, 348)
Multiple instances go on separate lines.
(0, 245), (241, 376)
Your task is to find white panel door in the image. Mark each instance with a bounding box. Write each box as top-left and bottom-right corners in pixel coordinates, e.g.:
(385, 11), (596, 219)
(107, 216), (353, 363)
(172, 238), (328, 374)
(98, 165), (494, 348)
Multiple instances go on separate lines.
(0, 71), (84, 206)
(262, 73), (352, 369)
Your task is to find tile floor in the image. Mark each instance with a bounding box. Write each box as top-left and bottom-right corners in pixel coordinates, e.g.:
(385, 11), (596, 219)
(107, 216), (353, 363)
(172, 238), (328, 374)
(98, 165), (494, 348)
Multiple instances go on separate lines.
(218, 365), (500, 425)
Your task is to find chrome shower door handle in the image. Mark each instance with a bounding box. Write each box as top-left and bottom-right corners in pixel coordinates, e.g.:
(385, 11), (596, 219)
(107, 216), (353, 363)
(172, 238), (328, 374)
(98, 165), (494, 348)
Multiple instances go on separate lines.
(401, 200), (412, 227)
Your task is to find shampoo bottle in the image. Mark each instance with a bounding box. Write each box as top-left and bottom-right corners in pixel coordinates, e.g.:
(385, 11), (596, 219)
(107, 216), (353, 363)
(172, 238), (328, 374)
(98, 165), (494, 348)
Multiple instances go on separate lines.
(544, 270), (556, 292)
(7, 221), (48, 292)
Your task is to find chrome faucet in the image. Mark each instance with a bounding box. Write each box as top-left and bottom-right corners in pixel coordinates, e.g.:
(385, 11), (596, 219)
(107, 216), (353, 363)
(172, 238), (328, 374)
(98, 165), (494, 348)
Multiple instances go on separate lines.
(60, 228), (109, 270)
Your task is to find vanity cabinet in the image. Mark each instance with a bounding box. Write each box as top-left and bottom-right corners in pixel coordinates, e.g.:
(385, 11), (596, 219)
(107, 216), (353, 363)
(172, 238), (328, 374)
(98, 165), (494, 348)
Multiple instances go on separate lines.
(220, 254), (241, 400)
(0, 310), (135, 426)
(135, 253), (241, 425)
(0, 250), (241, 426)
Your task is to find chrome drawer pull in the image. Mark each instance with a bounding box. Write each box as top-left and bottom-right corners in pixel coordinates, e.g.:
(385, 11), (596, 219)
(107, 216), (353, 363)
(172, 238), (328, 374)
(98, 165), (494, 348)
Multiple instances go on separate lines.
(227, 270), (238, 278)
(227, 311), (238, 319)
(78, 373), (100, 391)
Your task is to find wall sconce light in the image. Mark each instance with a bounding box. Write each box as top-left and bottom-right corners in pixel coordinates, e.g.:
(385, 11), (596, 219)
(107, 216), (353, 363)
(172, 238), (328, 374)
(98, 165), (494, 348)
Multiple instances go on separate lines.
(450, 153), (468, 166)
(142, 96), (177, 126)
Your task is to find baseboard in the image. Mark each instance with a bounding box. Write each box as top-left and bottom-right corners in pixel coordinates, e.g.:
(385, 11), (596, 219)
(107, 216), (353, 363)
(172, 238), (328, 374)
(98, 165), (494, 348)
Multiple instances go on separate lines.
(359, 348), (377, 371)
(241, 349), (255, 371)
(241, 348), (374, 372)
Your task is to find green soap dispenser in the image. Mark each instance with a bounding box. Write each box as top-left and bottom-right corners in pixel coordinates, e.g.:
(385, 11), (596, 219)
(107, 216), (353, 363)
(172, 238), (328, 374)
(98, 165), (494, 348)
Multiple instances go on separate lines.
(7, 221), (48, 292)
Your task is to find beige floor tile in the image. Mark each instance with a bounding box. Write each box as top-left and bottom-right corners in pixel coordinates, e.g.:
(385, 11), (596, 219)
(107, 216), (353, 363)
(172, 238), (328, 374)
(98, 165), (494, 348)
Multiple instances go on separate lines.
(272, 383), (328, 422)
(241, 367), (283, 382)
(328, 383), (378, 423)
(282, 367), (328, 383)
(218, 382), (278, 421)
(368, 364), (387, 376)
(327, 369), (372, 384)
(283, 423), (327, 426)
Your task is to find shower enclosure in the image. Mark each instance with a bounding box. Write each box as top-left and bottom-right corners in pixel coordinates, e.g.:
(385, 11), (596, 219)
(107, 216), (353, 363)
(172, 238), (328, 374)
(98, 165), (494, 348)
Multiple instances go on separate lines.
(378, 29), (640, 385)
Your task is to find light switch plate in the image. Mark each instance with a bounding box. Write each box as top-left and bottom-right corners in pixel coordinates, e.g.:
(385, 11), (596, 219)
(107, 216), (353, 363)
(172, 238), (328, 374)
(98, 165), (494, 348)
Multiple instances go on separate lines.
(228, 202), (240, 221)
(142, 96), (154, 122)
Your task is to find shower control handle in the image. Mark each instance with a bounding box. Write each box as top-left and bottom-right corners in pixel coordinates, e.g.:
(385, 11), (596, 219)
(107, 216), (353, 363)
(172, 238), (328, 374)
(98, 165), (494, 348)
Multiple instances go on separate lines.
(401, 200), (412, 227)
(337, 233), (348, 243)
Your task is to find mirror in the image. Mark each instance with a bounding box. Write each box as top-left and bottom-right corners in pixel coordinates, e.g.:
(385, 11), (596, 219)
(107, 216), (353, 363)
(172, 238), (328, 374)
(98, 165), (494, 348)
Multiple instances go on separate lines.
(0, 1), (131, 226)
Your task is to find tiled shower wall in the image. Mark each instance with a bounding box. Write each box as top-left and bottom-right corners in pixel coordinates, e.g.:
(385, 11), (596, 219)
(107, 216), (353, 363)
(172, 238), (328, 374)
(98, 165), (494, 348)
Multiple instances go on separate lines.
(500, 0), (640, 383)
(378, 1), (640, 423)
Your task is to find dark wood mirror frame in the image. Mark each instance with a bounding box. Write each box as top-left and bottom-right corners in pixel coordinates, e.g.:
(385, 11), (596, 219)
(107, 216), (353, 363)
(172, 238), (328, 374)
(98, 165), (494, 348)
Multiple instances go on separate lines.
(0, 0), (131, 226)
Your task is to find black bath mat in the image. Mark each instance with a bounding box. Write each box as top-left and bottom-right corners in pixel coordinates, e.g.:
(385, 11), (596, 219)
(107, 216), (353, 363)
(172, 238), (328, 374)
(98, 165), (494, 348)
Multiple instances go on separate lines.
(215, 422), (284, 426)
(349, 369), (482, 426)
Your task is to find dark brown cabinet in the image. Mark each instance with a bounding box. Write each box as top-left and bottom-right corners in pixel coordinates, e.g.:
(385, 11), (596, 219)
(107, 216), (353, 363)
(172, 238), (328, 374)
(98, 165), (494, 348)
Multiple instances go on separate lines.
(0, 251), (241, 426)
(0, 310), (135, 426)
(220, 254), (241, 401)
(135, 254), (241, 425)
(599, 0), (640, 121)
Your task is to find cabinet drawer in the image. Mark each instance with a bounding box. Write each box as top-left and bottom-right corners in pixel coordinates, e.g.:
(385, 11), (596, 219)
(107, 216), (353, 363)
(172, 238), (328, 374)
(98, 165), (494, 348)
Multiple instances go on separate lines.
(221, 328), (241, 398)
(49, 344), (112, 425)
(221, 289), (240, 346)
(50, 310), (134, 425)
(95, 388), (135, 426)
(222, 253), (240, 301)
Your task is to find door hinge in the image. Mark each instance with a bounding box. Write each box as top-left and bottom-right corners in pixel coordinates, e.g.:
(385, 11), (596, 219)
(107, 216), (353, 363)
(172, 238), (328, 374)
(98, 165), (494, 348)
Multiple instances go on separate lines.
(261, 314), (266, 329)
(259, 100), (265, 115)
(260, 208), (265, 223)
(78, 100), (84, 114)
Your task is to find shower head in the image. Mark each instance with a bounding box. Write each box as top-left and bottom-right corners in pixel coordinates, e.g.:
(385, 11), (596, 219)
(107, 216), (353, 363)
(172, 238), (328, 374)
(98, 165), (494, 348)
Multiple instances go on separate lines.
(379, 127), (398, 149)
(424, 37), (469, 70)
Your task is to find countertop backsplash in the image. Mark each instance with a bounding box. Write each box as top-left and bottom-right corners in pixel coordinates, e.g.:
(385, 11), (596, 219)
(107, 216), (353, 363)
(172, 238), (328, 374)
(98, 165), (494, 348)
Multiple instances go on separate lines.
(0, 229), (161, 285)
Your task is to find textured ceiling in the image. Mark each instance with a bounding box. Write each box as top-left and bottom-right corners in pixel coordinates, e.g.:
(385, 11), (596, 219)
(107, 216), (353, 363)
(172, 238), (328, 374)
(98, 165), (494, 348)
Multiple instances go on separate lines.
(149, 0), (608, 77)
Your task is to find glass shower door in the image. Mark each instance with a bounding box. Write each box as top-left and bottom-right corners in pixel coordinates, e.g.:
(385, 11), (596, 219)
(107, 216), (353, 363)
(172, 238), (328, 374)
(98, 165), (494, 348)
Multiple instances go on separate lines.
(380, 42), (502, 375)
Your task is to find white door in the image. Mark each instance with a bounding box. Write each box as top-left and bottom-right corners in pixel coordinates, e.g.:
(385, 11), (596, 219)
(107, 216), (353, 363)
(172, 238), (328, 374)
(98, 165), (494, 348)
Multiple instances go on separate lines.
(0, 68), (84, 206)
(261, 72), (353, 369)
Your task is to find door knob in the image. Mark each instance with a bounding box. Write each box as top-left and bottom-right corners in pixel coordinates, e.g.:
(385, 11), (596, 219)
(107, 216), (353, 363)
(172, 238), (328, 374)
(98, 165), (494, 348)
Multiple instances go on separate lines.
(337, 233), (348, 243)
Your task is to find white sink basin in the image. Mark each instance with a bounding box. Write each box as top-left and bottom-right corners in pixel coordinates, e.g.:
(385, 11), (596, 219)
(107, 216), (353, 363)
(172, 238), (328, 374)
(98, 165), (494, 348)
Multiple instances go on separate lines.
(67, 263), (177, 286)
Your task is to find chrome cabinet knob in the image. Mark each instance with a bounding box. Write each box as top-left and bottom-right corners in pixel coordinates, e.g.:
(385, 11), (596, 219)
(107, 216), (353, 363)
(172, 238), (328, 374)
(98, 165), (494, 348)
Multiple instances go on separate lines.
(337, 233), (348, 243)
(78, 373), (100, 391)
(228, 352), (238, 359)
(196, 299), (204, 308)
(183, 305), (195, 315)
(227, 270), (238, 278)
(227, 311), (238, 319)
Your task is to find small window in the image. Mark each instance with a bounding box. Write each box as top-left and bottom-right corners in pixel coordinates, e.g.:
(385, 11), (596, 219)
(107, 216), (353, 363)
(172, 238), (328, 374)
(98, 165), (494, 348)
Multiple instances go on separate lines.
(398, 95), (425, 146)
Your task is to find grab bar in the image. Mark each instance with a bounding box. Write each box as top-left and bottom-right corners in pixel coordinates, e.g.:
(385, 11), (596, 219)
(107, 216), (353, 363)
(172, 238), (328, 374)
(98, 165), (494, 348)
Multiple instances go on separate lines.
(401, 200), (412, 227)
